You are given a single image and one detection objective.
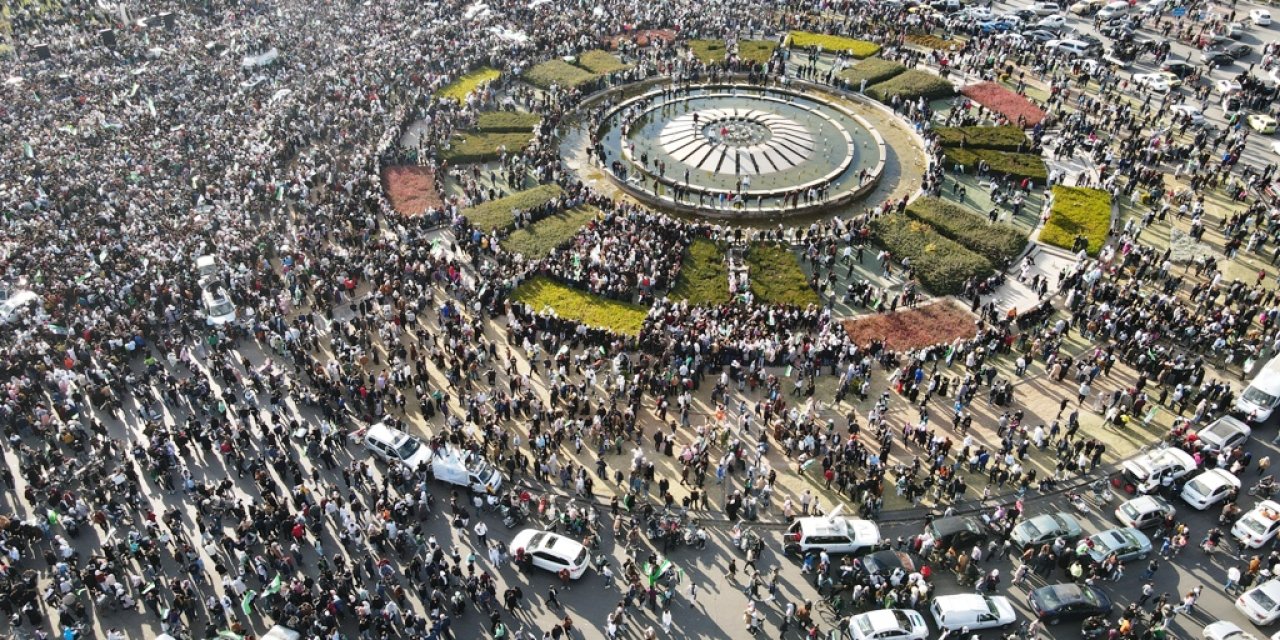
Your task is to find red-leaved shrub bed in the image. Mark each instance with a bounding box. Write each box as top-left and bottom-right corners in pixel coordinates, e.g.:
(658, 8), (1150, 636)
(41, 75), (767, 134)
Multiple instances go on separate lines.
(960, 82), (1048, 128)
(841, 300), (978, 351)
(382, 166), (443, 216)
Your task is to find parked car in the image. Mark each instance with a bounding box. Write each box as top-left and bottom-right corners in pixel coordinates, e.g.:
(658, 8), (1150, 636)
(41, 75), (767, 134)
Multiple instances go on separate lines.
(980, 19), (1017, 33)
(1202, 50), (1236, 67)
(510, 529), (590, 579)
(1138, 0), (1166, 15)
(1009, 512), (1084, 549)
(931, 594), (1017, 631)
(848, 609), (930, 640)
(1249, 114), (1279, 134)
(364, 422), (432, 470)
(201, 289), (236, 326)
(1110, 446), (1195, 494)
(1225, 43), (1253, 59)
(1194, 415), (1252, 454)
(1232, 500), (1280, 548)
(1179, 469), (1242, 510)
(1132, 71), (1178, 93)
(853, 550), (925, 580)
(1169, 103), (1206, 125)
(1038, 14), (1067, 30)
(1203, 620), (1266, 640)
(1236, 578), (1280, 624)
(1069, 0), (1105, 15)
(0, 289), (41, 326)
(1031, 1), (1063, 16)
(1161, 60), (1197, 78)
(784, 505), (881, 556)
(1084, 527), (1153, 564)
(1024, 29), (1061, 43)
(1049, 38), (1094, 57)
(1028, 584), (1114, 624)
(1115, 495), (1176, 530)
(925, 516), (990, 551)
(1249, 9), (1272, 26)
(1096, 1), (1129, 20)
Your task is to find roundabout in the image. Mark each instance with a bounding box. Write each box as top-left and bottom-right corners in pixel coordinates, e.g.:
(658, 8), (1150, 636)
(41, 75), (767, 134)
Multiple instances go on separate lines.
(588, 83), (893, 218)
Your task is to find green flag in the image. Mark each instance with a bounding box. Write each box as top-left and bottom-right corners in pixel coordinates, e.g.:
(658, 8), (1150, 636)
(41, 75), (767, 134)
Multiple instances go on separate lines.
(266, 573), (282, 595)
(241, 590), (257, 616)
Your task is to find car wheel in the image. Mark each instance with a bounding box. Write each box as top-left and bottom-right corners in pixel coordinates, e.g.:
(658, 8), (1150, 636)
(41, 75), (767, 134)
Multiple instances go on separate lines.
(1138, 552), (1149, 560)
(783, 544), (800, 557)
(1047, 617), (1061, 626)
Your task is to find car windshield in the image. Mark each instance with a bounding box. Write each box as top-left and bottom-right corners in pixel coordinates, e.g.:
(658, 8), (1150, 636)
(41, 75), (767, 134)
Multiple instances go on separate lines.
(395, 437), (422, 460)
(891, 610), (912, 629)
(1243, 386), (1278, 407)
(528, 532), (547, 549)
(985, 597), (1000, 615)
(855, 616), (874, 635)
(1020, 522), (1042, 538)
(1119, 502), (1140, 520)
(573, 547), (587, 566)
(1186, 478), (1209, 495)
(1251, 588), (1278, 610)
(1244, 516), (1270, 535)
(209, 300), (234, 316)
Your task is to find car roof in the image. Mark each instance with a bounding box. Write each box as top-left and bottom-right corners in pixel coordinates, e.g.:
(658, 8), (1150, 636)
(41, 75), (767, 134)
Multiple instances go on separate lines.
(935, 593), (991, 609)
(1246, 500), (1280, 517)
(1193, 469), (1242, 488)
(860, 609), (913, 630)
(799, 515), (879, 541)
(365, 422), (408, 445)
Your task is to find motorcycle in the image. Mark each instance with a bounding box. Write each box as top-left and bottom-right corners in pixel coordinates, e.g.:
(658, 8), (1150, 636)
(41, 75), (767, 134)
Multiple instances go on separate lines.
(1250, 476), (1278, 498)
(1067, 492), (1090, 514)
(500, 504), (527, 528)
(1091, 480), (1112, 504)
(683, 524), (709, 550)
(1081, 615), (1108, 639)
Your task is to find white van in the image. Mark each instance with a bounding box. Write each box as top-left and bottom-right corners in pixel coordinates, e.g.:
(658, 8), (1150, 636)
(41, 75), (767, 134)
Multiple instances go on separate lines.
(431, 446), (504, 494)
(1096, 0), (1129, 19)
(931, 594), (1017, 630)
(1237, 355), (1280, 423)
(783, 504), (882, 556)
(364, 422), (433, 471)
(1110, 447), (1196, 495)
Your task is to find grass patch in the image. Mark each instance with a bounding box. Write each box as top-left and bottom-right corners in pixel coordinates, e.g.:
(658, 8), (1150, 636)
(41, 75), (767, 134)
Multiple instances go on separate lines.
(511, 276), (649, 336)
(436, 67), (501, 102)
(442, 131), (535, 164)
(746, 244), (820, 307)
(739, 40), (778, 64)
(904, 197), (1027, 265)
(476, 111), (541, 132)
(525, 59), (600, 89)
(670, 239), (732, 306)
(501, 205), (599, 258)
(576, 50), (631, 74)
(462, 184), (565, 231)
(787, 31), (882, 58)
(870, 215), (993, 295)
(688, 39), (727, 63)
(941, 148), (1048, 182)
(840, 58), (907, 88)
(934, 125), (1030, 151)
(1041, 186), (1112, 256)
(866, 69), (955, 102)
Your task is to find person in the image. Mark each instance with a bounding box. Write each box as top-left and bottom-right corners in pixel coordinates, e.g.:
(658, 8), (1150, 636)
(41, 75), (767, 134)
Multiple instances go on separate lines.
(688, 581), (700, 607)
(662, 608), (673, 633)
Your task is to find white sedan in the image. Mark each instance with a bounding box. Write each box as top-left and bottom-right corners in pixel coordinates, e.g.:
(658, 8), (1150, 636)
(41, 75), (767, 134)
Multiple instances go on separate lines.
(1249, 9), (1272, 26)
(1217, 78), (1244, 95)
(1169, 104), (1205, 125)
(1204, 621), (1264, 640)
(1038, 14), (1068, 29)
(1237, 578), (1280, 625)
(848, 609), (930, 640)
(1133, 72), (1175, 93)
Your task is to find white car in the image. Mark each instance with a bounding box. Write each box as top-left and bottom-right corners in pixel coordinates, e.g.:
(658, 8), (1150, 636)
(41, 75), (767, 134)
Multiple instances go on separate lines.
(1233, 500), (1280, 549)
(1048, 39), (1093, 57)
(1133, 72), (1175, 93)
(931, 594), (1017, 631)
(1250, 9), (1272, 26)
(1032, 1), (1063, 16)
(510, 529), (590, 579)
(1204, 621), (1265, 640)
(784, 505), (882, 556)
(202, 289), (236, 326)
(1038, 14), (1068, 29)
(0, 290), (40, 325)
(1237, 578), (1280, 625)
(1170, 103), (1206, 125)
(1195, 416), (1252, 453)
(1139, 0), (1166, 15)
(960, 6), (994, 20)
(1096, 1), (1129, 20)
(1217, 78), (1244, 95)
(363, 422), (432, 470)
(848, 609), (929, 640)
(1179, 469), (1241, 510)
(1115, 495), (1176, 530)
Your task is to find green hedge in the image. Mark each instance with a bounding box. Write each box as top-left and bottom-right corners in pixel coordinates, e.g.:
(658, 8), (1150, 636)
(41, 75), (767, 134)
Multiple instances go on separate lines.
(934, 125), (1030, 151)
(942, 148), (1047, 182)
(870, 215), (993, 295)
(476, 111), (541, 132)
(436, 67), (501, 102)
(441, 131), (534, 164)
(866, 69), (955, 102)
(839, 58), (907, 88)
(787, 31), (882, 59)
(511, 276), (650, 336)
(739, 40), (778, 64)
(525, 59), (599, 89)
(670, 238), (732, 306)
(576, 50), (631, 74)
(746, 244), (821, 307)
(461, 184), (564, 231)
(905, 198), (1027, 265)
(1041, 186), (1112, 256)
(689, 39), (727, 63)
(501, 205), (598, 259)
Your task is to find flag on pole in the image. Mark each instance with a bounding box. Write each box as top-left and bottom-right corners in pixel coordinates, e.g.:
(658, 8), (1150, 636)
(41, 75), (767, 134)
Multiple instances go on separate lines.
(266, 573), (282, 595)
(241, 590), (257, 616)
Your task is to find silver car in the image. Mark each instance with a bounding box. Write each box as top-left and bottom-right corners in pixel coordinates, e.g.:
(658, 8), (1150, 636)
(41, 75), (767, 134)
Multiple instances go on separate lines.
(1009, 512), (1084, 549)
(1085, 527), (1153, 564)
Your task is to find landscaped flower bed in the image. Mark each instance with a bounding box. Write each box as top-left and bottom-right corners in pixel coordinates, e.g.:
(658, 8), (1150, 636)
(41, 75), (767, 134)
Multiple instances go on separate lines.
(787, 31), (881, 58)
(842, 300), (978, 351)
(870, 215), (993, 295)
(382, 166), (443, 216)
(688, 39), (727, 63)
(839, 58), (907, 88)
(501, 205), (599, 259)
(1040, 186), (1112, 256)
(933, 125), (1030, 151)
(961, 82), (1048, 127)
(941, 147), (1048, 182)
(904, 198), (1027, 265)
(576, 50), (631, 74)
(866, 69), (955, 103)
(511, 276), (650, 335)
(524, 59), (599, 89)
(738, 40), (778, 64)
(476, 111), (541, 132)
(746, 243), (821, 307)
(905, 33), (963, 50)
(670, 238), (732, 306)
(436, 67), (501, 102)
(441, 131), (535, 164)
(461, 184), (564, 231)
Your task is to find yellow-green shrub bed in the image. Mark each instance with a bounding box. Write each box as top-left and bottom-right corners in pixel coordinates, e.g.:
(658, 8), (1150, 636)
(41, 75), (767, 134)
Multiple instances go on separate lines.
(905, 198), (1027, 265)
(462, 184), (564, 231)
(746, 244), (820, 307)
(1041, 186), (1111, 256)
(441, 131), (534, 164)
(511, 276), (650, 335)
(670, 239), (732, 306)
(840, 58), (907, 87)
(738, 40), (778, 64)
(525, 59), (599, 89)
(866, 69), (955, 102)
(688, 39), (727, 63)
(576, 50), (631, 74)
(870, 215), (993, 295)
(501, 206), (599, 258)
(476, 111), (541, 132)
(787, 31), (882, 59)
(436, 67), (501, 102)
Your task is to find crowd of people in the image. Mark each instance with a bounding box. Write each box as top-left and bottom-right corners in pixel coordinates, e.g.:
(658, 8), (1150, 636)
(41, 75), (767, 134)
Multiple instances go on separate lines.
(2, 0), (1280, 639)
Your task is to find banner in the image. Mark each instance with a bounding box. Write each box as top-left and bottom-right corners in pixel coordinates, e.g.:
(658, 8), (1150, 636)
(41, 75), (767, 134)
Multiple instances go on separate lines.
(240, 590), (257, 616)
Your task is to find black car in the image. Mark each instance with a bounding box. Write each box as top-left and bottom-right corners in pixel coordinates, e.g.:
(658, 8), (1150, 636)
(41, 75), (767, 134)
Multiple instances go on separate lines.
(926, 516), (990, 551)
(1024, 29), (1060, 42)
(1202, 51), (1235, 67)
(1098, 23), (1135, 38)
(1161, 60), (1198, 78)
(1028, 584), (1114, 624)
(851, 550), (923, 579)
(1226, 43), (1253, 59)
